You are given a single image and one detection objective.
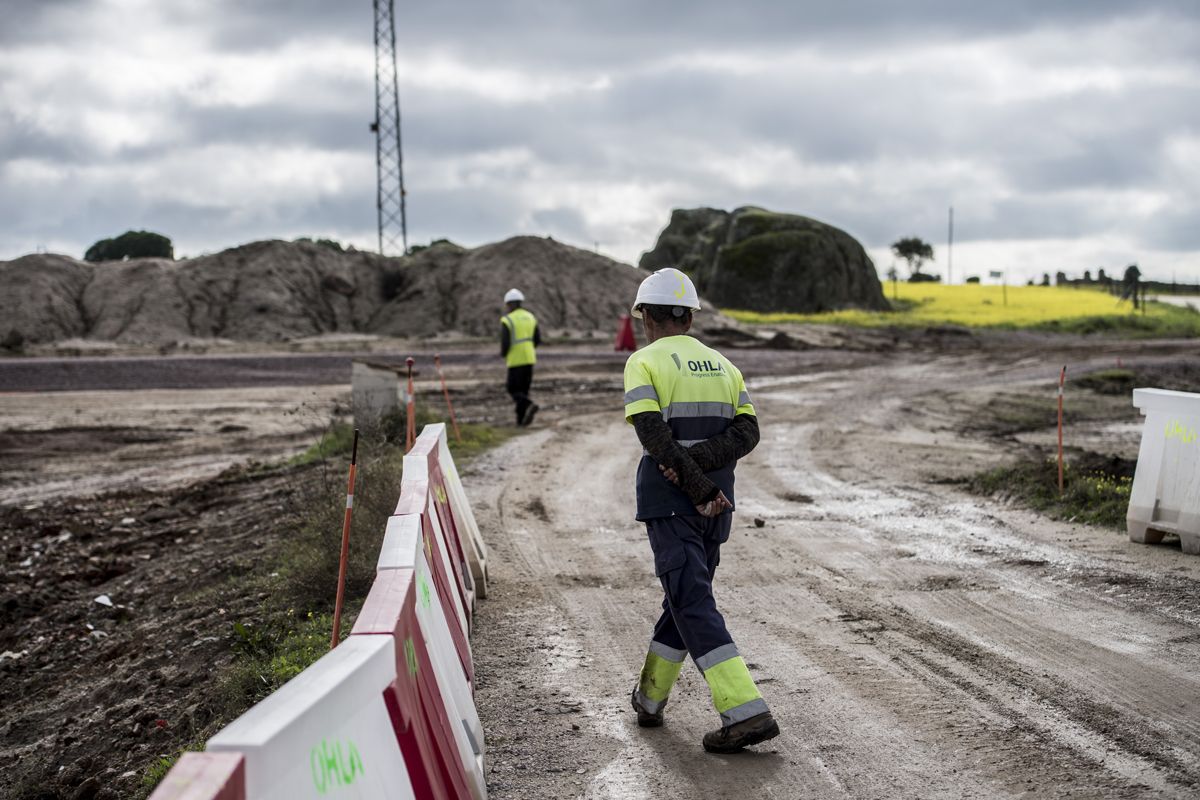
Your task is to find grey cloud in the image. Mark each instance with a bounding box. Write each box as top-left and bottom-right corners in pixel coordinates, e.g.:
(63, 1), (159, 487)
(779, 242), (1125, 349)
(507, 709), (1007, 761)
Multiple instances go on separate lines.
(3, 0), (1199, 280)
(195, 1), (1200, 64)
(529, 207), (590, 243)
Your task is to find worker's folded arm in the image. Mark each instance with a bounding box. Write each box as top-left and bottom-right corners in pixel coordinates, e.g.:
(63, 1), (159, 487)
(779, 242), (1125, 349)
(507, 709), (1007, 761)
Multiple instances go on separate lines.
(684, 414), (760, 473)
(499, 324), (510, 357)
(533, 324), (542, 347)
(631, 412), (719, 505)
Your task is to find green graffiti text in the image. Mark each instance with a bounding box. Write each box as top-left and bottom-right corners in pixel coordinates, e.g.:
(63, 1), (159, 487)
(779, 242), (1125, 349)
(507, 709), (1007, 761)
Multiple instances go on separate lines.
(310, 738), (365, 794)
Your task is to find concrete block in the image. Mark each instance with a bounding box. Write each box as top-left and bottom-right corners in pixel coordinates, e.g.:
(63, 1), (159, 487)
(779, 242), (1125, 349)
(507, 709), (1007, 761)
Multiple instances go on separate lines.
(1128, 388), (1200, 552)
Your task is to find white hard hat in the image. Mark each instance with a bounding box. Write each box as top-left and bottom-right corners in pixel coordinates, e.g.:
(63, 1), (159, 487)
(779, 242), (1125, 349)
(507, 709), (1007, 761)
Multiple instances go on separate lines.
(504, 288), (525, 304)
(631, 268), (701, 319)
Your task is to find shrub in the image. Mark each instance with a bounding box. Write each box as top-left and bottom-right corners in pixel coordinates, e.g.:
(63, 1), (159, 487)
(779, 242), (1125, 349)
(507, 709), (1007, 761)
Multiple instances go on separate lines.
(84, 230), (173, 262)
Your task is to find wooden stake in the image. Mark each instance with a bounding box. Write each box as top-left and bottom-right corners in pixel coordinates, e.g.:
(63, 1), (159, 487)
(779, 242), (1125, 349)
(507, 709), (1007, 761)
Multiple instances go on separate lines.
(330, 428), (360, 649)
(434, 354), (462, 443)
(405, 356), (416, 452)
(1057, 366), (1066, 495)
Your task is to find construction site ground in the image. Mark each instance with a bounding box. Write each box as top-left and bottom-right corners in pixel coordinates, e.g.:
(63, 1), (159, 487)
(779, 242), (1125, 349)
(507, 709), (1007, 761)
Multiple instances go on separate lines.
(2, 330), (1199, 799)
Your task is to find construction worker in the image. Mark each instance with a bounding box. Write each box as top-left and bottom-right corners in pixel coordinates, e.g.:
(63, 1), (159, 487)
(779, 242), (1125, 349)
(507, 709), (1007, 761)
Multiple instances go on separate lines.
(624, 267), (778, 754)
(500, 288), (541, 426)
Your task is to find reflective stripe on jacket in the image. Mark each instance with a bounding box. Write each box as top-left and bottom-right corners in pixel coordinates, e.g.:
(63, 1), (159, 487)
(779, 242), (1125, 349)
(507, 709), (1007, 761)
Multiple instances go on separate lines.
(501, 308), (538, 367)
(622, 334), (755, 519)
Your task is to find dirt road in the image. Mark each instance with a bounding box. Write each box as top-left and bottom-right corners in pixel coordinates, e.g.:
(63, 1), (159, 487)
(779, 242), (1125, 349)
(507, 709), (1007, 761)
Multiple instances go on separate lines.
(467, 352), (1200, 798)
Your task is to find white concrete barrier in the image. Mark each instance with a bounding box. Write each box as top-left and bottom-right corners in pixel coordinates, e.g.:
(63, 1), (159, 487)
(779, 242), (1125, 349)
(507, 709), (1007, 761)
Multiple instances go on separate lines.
(377, 517), (485, 798)
(156, 420), (491, 799)
(380, 513), (473, 677)
(437, 434), (489, 599)
(1128, 388), (1200, 554)
(207, 634), (416, 799)
(353, 566), (477, 800)
(402, 425), (478, 614)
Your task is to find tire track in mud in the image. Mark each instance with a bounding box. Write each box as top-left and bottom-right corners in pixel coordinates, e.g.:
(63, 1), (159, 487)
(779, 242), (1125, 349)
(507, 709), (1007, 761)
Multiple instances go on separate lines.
(805, 577), (1194, 793)
(740, 361), (1200, 796)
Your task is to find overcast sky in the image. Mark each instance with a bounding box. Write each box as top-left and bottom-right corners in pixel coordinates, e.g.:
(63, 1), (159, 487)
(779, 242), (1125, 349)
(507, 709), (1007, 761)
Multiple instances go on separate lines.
(2, 0), (1198, 283)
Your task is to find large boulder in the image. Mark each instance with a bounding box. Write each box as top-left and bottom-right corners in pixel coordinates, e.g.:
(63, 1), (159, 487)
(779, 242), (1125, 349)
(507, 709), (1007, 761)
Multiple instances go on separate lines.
(639, 207), (888, 313)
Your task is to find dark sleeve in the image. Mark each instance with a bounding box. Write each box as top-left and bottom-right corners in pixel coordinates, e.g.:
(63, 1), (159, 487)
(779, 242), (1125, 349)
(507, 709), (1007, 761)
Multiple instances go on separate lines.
(533, 323), (541, 347)
(631, 412), (719, 506)
(685, 415), (760, 473)
(500, 324), (510, 357)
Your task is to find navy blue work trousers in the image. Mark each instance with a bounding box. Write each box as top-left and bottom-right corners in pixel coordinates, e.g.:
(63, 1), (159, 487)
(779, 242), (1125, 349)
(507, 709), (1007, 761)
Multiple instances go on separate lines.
(646, 513), (734, 661)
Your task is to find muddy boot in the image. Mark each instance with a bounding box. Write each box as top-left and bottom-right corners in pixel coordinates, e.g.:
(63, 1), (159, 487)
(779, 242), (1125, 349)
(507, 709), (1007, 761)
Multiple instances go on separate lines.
(521, 402), (539, 427)
(630, 688), (664, 728)
(702, 712), (779, 753)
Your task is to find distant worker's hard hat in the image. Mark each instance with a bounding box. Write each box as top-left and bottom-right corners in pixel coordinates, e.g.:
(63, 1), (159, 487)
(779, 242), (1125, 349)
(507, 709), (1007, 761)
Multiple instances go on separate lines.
(631, 268), (701, 319)
(504, 288), (525, 304)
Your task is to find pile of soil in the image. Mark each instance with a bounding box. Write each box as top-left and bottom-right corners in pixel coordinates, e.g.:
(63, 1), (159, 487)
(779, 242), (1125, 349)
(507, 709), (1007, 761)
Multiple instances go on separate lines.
(2, 236), (741, 349)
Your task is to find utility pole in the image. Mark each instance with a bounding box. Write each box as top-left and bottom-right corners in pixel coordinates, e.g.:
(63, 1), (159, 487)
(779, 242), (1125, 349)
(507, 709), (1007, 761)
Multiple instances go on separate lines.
(372, 0), (408, 256)
(947, 206), (954, 285)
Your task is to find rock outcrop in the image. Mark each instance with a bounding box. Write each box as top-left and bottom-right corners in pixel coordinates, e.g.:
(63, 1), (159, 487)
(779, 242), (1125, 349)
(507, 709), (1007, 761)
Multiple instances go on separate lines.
(639, 207), (888, 313)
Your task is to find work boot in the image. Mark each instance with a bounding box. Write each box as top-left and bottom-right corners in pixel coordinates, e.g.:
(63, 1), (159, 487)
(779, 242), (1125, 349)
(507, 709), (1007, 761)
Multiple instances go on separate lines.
(630, 688), (664, 728)
(521, 402), (539, 427)
(702, 712), (779, 753)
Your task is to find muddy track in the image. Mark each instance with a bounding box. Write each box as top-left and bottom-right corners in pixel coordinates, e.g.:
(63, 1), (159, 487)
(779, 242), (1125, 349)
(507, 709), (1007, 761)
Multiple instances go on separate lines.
(468, 350), (1200, 799)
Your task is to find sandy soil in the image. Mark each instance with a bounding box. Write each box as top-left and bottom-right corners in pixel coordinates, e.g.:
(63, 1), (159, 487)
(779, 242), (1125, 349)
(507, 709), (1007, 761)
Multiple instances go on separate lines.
(3, 333), (1200, 798)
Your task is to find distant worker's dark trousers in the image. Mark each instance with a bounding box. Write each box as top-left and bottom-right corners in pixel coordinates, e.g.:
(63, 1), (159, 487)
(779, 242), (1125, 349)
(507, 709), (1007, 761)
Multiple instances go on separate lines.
(506, 365), (534, 425)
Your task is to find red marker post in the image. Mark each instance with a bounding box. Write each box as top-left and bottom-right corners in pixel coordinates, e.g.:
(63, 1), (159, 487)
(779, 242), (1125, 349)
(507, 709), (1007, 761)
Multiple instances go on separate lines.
(1057, 366), (1066, 495)
(330, 428), (360, 649)
(405, 356), (416, 452)
(434, 354), (462, 443)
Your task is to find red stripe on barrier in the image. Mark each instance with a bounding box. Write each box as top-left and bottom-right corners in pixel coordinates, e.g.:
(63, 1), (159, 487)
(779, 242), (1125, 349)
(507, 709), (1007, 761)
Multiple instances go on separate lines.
(353, 570), (474, 800)
(147, 752), (244, 800)
(430, 465), (471, 583)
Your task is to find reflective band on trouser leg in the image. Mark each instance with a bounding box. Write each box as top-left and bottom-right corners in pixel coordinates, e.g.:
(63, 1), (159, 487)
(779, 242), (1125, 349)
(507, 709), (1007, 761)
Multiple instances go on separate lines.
(699, 646), (768, 726)
(636, 641), (686, 714)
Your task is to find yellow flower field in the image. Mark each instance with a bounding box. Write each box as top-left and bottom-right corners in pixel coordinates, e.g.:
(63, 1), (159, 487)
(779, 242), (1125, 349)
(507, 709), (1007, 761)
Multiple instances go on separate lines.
(725, 283), (1200, 336)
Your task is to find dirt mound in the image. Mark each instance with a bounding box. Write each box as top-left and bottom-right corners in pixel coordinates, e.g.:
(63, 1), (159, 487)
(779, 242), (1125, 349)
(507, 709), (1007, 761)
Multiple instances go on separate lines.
(0, 241), (394, 347)
(639, 206), (888, 313)
(370, 236), (647, 338)
(3, 236), (736, 348)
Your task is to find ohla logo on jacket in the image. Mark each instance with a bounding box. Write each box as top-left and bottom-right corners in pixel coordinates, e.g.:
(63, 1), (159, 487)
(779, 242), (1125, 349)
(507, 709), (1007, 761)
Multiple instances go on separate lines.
(687, 358), (725, 376)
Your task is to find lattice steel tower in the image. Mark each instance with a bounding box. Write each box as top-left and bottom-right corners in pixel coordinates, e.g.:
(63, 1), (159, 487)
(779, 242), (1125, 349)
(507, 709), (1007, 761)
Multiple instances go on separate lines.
(372, 0), (408, 255)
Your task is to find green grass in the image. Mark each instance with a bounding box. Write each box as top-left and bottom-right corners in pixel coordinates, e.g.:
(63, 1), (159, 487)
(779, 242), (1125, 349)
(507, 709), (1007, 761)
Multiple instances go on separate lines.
(725, 283), (1200, 336)
(969, 455), (1134, 529)
(287, 421), (357, 466)
(220, 610), (348, 709)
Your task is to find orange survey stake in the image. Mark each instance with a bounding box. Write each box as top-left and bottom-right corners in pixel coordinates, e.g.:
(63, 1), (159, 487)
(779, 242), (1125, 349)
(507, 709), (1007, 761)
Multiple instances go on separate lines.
(330, 428), (359, 649)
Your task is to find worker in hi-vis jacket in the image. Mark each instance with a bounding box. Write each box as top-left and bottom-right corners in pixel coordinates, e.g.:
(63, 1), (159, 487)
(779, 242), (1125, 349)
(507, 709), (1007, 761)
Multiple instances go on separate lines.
(623, 267), (779, 754)
(500, 288), (541, 426)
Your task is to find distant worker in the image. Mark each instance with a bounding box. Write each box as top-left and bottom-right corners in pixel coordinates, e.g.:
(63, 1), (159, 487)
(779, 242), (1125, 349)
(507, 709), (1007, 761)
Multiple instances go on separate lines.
(623, 267), (778, 753)
(500, 288), (541, 426)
